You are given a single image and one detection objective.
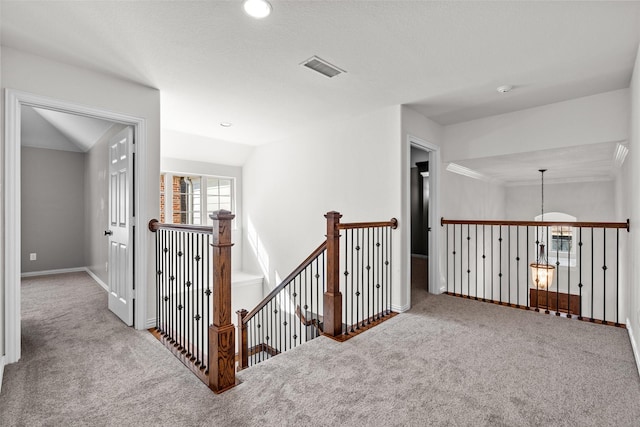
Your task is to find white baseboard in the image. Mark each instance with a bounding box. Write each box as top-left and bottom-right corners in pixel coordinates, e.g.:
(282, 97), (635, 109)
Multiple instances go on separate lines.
(21, 267), (86, 278)
(627, 318), (640, 379)
(392, 303), (411, 313)
(84, 268), (108, 292)
(0, 356), (5, 394)
(21, 267), (109, 293)
(146, 318), (157, 329)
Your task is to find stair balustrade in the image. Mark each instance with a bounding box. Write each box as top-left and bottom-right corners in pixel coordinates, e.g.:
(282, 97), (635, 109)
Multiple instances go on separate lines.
(441, 218), (630, 327)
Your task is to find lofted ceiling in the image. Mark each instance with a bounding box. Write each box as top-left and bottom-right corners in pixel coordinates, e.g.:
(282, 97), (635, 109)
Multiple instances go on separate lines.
(21, 106), (116, 152)
(451, 141), (627, 186)
(3, 1), (640, 149)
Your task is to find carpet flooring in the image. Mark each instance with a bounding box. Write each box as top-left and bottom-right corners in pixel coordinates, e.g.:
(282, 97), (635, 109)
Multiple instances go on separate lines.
(1, 272), (639, 426)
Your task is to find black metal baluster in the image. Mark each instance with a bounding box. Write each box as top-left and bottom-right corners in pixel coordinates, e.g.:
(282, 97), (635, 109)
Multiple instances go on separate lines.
(578, 227), (583, 320)
(591, 227), (594, 322)
(545, 226), (550, 315)
(377, 227), (382, 318)
(603, 228), (607, 324)
(389, 224), (393, 313)
(355, 229), (361, 328)
(556, 227), (560, 317)
(491, 226), (494, 301)
(350, 230), (355, 330)
(475, 225), (478, 300)
(482, 225), (486, 301)
(616, 229), (620, 326)
(452, 224), (456, 295)
(467, 224), (471, 298)
(531, 226), (540, 312)
(170, 231), (175, 343)
(516, 226), (520, 307)
(366, 227), (371, 324)
(446, 224), (450, 293)
(460, 224), (463, 297)
(499, 226), (503, 303)
(567, 228), (572, 319)
(526, 226), (530, 308)
(204, 234), (211, 371)
(507, 226), (511, 305)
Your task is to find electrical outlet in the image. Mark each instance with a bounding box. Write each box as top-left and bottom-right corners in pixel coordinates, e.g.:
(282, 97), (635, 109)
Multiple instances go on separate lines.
(30, 253), (37, 261)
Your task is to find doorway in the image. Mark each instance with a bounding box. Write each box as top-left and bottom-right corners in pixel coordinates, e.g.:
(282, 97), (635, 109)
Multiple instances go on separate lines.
(4, 90), (148, 364)
(405, 135), (441, 307)
(410, 146), (430, 292)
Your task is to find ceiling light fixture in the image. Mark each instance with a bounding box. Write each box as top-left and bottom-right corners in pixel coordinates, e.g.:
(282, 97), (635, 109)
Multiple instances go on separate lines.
(220, 122), (233, 128)
(530, 169), (555, 290)
(496, 85), (513, 93)
(243, 0), (272, 19)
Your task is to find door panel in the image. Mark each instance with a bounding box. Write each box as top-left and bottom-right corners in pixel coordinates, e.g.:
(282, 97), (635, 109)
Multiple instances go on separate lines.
(107, 127), (134, 325)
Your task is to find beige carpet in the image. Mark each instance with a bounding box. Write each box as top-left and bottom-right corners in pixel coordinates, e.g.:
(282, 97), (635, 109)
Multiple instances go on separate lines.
(1, 272), (639, 426)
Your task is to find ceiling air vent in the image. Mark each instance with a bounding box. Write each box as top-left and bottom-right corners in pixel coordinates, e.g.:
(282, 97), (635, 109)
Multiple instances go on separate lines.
(301, 56), (346, 78)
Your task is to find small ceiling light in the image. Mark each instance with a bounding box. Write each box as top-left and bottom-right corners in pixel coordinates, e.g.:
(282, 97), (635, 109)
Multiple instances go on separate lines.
(220, 122), (233, 128)
(496, 85), (514, 93)
(243, 0), (272, 19)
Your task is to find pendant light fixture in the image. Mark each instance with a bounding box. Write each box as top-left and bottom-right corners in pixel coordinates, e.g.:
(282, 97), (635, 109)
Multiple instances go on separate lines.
(530, 169), (555, 290)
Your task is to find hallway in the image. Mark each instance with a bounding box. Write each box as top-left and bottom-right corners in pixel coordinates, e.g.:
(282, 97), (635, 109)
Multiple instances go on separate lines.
(1, 272), (639, 426)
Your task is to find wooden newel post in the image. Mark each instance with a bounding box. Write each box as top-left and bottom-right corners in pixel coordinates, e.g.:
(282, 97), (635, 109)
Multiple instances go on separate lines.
(324, 211), (343, 337)
(208, 209), (236, 393)
(237, 309), (248, 370)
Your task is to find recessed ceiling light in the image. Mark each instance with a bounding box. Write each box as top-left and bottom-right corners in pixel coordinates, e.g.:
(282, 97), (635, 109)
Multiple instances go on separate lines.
(220, 122), (232, 128)
(496, 85), (514, 93)
(243, 0), (272, 19)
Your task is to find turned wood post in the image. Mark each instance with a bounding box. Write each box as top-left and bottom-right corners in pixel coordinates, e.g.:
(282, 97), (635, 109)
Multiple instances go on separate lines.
(324, 211), (343, 337)
(208, 210), (236, 393)
(237, 309), (248, 370)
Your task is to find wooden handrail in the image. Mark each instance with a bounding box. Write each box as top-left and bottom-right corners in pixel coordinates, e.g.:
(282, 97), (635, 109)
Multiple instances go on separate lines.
(441, 218), (629, 231)
(148, 219), (213, 234)
(242, 240), (328, 324)
(337, 218), (398, 230)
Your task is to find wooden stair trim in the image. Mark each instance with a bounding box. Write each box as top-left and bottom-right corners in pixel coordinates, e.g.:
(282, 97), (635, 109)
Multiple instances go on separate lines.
(323, 311), (398, 342)
(149, 328), (209, 385)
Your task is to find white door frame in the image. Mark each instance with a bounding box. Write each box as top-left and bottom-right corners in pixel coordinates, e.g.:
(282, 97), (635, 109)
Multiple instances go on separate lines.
(4, 89), (149, 364)
(405, 135), (442, 305)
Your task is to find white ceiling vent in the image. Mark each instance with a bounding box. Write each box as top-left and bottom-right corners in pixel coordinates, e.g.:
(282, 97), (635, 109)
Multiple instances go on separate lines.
(301, 56), (346, 78)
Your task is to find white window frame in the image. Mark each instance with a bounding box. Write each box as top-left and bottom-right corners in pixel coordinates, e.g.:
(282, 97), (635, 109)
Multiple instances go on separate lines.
(534, 212), (577, 268)
(161, 172), (236, 227)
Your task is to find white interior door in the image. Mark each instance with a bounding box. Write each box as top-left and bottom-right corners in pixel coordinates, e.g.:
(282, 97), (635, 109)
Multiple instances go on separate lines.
(107, 127), (134, 325)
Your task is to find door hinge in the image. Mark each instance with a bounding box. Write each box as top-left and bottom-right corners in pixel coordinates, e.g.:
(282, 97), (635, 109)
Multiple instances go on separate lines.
(130, 289), (137, 300)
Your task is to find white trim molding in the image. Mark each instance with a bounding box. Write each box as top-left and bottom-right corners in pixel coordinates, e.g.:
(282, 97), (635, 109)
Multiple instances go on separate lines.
(21, 267), (87, 278)
(84, 268), (109, 292)
(0, 356), (5, 394)
(146, 318), (157, 329)
(4, 89), (149, 365)
(391, 303), (411, 313)
(627, 319), (640, 379)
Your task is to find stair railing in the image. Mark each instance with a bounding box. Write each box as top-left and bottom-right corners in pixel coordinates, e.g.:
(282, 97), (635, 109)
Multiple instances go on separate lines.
(237, 211), (398, 369)
(441, 218), (630, 327)
(148, 210), (237, 393)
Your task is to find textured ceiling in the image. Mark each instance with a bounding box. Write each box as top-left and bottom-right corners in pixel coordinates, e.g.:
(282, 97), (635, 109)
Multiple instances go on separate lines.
(3, 1), (640, 146)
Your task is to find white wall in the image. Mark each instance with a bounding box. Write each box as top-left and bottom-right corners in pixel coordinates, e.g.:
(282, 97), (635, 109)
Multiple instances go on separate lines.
(506, 180), (615, 221)
(243, 106), (404, 308)
(160, 156), (244, 270)
(628, 45), (640, 372)
(21, 147), (86, 273)
(444, 89), (629, 162)
(1, 47), (161, 348)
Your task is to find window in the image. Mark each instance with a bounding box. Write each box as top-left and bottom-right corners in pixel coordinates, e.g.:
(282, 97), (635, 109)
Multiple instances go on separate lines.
(159, 173), (235, 225)
(534, 212), (576, 267)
